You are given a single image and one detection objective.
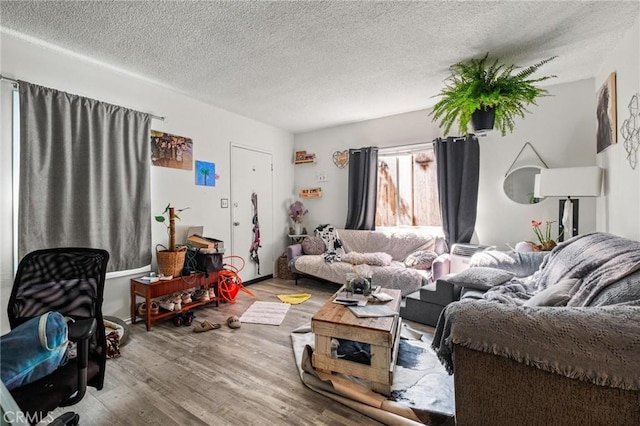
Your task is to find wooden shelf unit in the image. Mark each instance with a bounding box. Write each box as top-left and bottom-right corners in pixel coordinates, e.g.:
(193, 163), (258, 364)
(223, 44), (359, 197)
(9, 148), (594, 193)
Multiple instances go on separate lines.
(130, 272), (219, 331)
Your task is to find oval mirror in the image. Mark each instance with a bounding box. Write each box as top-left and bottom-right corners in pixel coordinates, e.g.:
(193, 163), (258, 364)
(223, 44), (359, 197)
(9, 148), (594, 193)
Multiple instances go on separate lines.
(503, 166), (544, 204)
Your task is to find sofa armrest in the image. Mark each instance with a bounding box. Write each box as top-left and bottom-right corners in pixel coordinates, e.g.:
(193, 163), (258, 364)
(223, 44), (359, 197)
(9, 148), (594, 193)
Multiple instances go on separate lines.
(453, 345), (640, 426)
(431, 253), (450, 282)
(450, 301), (640, 390)
(469, 250), (547, 277)
(287, 244), (303, 263)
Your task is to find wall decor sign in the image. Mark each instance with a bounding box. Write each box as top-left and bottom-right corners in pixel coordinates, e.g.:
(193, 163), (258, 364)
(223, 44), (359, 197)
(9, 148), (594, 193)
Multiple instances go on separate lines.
(332, 150), (349, 168)
(300, 187), (322, 198)
(151, 130), (193, 170)
(195, 160), (216, 186)
(596, 72), (617, 153)
(294, 150), (316, 164)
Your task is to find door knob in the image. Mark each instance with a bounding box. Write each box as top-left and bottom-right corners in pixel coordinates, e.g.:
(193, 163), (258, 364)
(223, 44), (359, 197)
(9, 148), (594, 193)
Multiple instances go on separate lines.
(233, 222), (240, 226)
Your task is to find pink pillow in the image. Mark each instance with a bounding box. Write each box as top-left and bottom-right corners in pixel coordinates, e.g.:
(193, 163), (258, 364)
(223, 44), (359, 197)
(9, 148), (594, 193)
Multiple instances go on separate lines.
(301, 236), (325, 255)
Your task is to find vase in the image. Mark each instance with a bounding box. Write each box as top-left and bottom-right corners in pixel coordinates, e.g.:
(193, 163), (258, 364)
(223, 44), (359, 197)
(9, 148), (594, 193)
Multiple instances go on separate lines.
(532, 240), (557, 252)
(293, 222), (302, 235)
(471, 106), (496, 133)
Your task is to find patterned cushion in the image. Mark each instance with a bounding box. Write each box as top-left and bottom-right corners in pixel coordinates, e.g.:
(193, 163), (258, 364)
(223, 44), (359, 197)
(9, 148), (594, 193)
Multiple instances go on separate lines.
(301, 236), (325, 255)
(404, 250), (438, 270)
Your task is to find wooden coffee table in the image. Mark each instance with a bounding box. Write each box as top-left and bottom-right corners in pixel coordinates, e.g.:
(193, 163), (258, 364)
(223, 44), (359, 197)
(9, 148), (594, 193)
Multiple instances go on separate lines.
(311, 288), (402, 396)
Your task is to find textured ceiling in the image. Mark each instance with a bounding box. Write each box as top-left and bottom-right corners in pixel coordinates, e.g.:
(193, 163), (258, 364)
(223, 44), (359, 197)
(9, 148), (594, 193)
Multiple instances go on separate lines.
(1, 1), (639, 133)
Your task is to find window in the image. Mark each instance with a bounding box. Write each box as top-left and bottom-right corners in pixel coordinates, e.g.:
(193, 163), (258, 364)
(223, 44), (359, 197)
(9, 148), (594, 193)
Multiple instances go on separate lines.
(376, 145), (441, 228)
(15, 82), (152, 275)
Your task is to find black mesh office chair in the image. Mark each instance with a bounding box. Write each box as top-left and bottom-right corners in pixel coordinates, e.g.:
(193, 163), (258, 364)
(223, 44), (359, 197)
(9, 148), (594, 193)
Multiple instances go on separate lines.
(6, 248), (109, 425)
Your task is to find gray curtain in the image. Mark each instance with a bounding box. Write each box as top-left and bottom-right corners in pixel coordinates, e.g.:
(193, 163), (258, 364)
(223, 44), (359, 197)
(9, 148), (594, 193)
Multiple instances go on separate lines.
(345, 146), (378, 230)
(19, 81), (152, 272)
(434, 135), (480, 248)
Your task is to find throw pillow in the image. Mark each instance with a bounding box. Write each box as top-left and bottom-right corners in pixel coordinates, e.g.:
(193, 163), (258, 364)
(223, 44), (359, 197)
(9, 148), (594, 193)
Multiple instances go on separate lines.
(524, 278), (579, 307)
(301, 236), (325, 255)
(404, 250), (438, 270)
(439, 267), (515, 290)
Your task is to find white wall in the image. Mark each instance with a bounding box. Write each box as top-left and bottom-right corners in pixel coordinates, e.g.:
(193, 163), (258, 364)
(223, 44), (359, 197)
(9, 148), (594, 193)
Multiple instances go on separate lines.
(595, 19), (640, 240)
(293, 109), (441, 231)
(0, 31), (295, 331)
(295, 78), (598, 249)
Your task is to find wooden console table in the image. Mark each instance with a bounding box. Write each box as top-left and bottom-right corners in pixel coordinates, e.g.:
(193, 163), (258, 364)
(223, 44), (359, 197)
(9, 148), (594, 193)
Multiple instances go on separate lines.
(130, 272), (219, 331)
(311, 288), (402, 396)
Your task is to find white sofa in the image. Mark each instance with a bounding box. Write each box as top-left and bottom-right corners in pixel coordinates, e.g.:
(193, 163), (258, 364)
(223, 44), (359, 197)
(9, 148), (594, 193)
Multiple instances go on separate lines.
(286, 229), (447, 296)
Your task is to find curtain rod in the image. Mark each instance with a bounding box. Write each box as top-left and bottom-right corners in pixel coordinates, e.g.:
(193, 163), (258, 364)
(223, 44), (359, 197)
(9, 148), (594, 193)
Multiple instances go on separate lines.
(1, 74), (165, 121)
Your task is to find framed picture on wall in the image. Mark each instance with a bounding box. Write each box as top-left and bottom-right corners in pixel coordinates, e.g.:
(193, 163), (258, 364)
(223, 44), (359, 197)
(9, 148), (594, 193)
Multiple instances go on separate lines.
(195, 160), (216, 187)
(596, 72), (617, 153)
(151, 130), (193, 170)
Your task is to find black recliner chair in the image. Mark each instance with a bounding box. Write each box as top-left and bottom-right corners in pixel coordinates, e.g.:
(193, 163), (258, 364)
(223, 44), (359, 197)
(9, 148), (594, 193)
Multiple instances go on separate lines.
(5, 248), (109, 425)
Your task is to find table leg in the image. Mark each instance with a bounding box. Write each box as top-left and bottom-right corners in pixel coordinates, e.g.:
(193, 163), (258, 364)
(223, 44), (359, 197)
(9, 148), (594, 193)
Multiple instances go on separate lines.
(130, 286), (137, 324)
(370, 343), (391, 396)
(314, 334), (333, 373)
(145, 293), (152, 331)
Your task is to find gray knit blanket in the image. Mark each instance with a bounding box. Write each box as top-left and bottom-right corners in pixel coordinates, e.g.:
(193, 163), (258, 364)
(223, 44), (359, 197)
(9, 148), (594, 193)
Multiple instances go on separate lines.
(433, 300), (640, 391)
(484, 232), (640, 306)
(432, 233), (640, 391)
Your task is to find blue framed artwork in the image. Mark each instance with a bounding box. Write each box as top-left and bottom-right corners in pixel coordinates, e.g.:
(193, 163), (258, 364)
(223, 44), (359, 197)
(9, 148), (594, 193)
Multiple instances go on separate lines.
(195, 161), (216, 187)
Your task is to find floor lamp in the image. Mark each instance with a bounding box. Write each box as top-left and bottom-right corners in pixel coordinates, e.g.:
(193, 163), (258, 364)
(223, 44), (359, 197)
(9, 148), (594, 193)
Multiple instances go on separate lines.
(534, 166), (602, 242)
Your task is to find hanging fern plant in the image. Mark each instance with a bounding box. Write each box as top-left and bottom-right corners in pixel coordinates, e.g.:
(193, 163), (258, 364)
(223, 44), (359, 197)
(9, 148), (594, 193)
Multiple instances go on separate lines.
(430, 53), (557, 136)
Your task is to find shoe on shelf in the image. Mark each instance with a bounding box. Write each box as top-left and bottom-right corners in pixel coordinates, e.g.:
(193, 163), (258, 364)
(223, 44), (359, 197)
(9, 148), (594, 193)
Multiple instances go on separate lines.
(170, 294), (182, 311)
(150, 301), (160, 316)
(181, 292), (192, 304)
(208, 287), (216, 299)
(173, 313), (184, 327)
(137, 302), (147, 316)
(183, 310), (195, 326)
(159, 298), (175, 311)
(193, 289), (210, 302)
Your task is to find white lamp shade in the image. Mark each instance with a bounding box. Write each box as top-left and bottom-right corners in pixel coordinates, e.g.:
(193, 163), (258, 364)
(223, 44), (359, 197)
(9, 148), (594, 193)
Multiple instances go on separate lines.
(534, 166), (602, 197)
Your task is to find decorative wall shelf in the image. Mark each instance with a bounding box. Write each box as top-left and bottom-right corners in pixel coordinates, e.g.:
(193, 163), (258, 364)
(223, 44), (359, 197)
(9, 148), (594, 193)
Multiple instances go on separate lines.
(295, 150), (316, 164)
(300, 187), (322, 198)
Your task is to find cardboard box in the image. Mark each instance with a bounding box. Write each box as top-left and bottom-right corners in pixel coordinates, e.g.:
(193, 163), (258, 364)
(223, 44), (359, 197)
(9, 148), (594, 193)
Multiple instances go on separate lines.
(187, 235), (224, 251)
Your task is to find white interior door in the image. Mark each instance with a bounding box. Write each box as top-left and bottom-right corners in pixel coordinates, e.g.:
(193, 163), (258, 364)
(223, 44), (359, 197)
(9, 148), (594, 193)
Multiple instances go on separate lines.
(230, 145), (273, 282)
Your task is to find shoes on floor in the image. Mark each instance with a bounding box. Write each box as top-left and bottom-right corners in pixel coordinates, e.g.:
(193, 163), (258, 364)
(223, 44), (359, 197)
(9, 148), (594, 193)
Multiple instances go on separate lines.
(193, 320), (221, 333)
(173, 313), (184, 327)
(183, 310), (195, 326)
(226, 315), (241, 329)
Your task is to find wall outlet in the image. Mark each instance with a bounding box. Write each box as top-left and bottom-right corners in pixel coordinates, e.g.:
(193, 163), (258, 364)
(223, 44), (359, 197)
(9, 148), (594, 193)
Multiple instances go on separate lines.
(220, 198), (229, 208)
(316, 171), (328, 182)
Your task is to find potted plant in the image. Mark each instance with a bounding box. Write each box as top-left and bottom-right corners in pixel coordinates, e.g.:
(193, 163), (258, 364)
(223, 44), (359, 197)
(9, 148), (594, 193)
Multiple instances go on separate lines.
(155, 204), (189, 277)
(288, 200), (308, 235)
(430, 53), (557, 136)
(529, 220), (557, 251)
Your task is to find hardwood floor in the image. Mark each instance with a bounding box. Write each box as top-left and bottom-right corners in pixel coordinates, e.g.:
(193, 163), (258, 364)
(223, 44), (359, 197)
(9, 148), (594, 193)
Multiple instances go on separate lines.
(51, 278), (434, 425)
